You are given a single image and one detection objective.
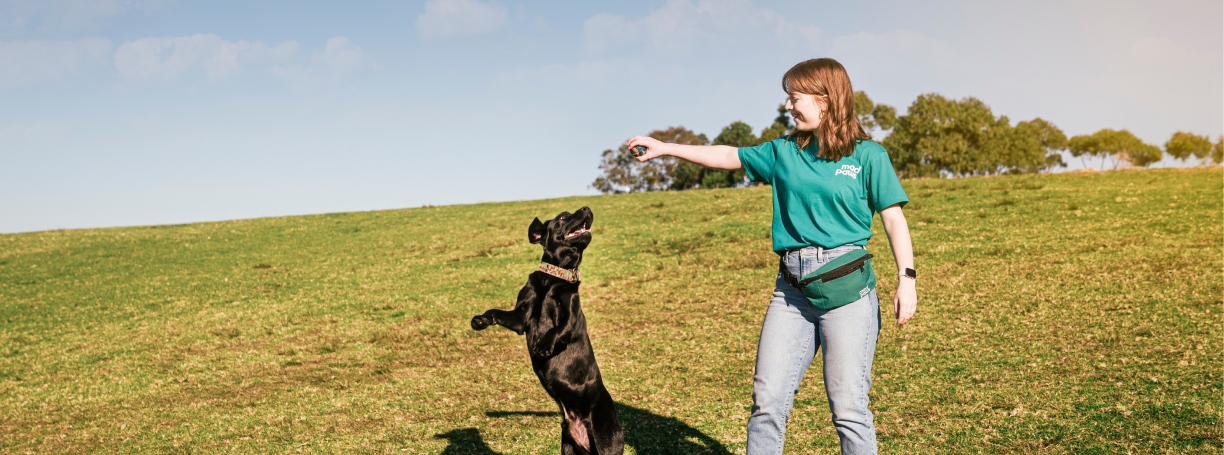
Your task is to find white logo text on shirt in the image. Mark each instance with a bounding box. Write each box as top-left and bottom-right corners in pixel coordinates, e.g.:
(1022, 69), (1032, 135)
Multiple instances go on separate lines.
(835, 164), (861, 179)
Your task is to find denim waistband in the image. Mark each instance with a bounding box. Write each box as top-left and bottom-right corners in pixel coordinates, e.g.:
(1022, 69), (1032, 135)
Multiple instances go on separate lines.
(780, 244), (864, 262)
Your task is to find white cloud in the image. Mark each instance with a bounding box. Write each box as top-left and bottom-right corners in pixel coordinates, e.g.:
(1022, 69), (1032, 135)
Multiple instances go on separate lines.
(114, 34), (299, 82)
(1, 0), (165, 34)
(113, 34), (373, 88)
(0, 38), (110, 90)
(270, 37), (377, 89)
(582, 0), (820, 56)
(415, 0), (508, 39)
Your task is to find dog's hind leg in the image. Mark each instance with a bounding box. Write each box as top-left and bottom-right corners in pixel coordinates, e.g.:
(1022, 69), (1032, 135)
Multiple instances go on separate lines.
(588, 391), (624, 455)
(559, 403), (592, 454)
(560, 431), (586, 455)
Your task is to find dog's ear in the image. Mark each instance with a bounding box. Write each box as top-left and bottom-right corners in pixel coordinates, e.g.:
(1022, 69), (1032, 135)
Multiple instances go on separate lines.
(528, 217), (547, 244)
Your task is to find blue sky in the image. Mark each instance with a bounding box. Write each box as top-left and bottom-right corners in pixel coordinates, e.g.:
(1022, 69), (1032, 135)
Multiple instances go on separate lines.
(2, 0), (1220, 233)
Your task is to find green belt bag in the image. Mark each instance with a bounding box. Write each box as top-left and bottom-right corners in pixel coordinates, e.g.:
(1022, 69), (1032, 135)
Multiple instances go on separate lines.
(779, 249), (877, 310)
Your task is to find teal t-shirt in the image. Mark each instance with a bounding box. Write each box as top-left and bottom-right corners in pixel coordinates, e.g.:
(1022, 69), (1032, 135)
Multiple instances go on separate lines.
(738, 138), (908, 252)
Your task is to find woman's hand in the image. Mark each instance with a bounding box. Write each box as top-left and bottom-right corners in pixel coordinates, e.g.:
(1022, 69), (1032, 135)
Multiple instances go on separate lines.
(625, 135), (743, 170)
(879, 204), (917, 327)
(894, 277), (916, 327)
(626, 136), (666, 162)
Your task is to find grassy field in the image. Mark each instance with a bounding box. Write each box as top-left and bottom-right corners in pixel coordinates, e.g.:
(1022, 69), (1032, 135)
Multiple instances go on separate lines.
(1, 167), (1221, 454)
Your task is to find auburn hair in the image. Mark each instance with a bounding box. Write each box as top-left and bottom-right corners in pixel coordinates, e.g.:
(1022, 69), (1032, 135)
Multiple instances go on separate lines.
(782, 58), (871, 161)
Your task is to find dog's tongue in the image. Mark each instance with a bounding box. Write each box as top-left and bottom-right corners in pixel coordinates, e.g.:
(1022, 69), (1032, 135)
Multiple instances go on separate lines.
(566, 227), (590, 239)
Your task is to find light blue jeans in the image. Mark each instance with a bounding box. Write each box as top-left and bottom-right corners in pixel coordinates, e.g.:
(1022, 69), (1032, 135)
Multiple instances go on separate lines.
(746, 245), (880, 455)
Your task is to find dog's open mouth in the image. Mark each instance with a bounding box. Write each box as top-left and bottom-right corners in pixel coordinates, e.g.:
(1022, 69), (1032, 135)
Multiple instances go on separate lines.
(565, 226), (591, 240)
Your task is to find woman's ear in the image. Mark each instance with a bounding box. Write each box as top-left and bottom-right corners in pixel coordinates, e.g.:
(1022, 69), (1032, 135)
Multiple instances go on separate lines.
(528, 218), (547, 244)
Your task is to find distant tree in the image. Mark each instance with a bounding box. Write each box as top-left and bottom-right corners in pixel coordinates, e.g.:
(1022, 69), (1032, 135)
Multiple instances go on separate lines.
(1128, 138), (1165, 168)
(714, 120), (758, 147)
(591, 145), (668, 194)
(772, 103), (791, 129)
(882, 94), (1007, 178)
(652, 126), (710, 147)
(699, 121), (755, 189)
(854, 91), (896, 138)
(1164, 131), (1213, 165)
(871, 104), (897, 133)
(758, 104), (790, 143)
(591, 126), (707, 194)
(1013, 117), (1068, 172)
(982, 119), (1043, 174)
(1068, 129), (1162, 169)
(854, 91), (874, 128)
(653, 126), (711, 191)
(1214, 136), (1224, 164)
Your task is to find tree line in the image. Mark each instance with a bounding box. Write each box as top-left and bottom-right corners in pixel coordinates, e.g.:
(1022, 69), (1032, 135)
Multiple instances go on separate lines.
(592, 92), (1223, 193)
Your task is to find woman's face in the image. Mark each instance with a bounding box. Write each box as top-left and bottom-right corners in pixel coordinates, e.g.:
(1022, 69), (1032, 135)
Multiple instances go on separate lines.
(785, 91), (825, 131)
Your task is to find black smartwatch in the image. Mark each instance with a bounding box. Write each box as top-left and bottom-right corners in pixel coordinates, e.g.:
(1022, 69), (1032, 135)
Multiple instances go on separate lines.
(901, 268), (917, 280)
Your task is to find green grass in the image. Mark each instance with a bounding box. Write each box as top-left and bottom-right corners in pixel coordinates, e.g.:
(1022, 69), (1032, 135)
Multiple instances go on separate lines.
(1, 167), (1221, 454)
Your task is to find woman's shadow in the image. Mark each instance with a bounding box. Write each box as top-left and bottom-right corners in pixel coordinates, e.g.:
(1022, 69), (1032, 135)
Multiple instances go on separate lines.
(436, 404), (730, 454)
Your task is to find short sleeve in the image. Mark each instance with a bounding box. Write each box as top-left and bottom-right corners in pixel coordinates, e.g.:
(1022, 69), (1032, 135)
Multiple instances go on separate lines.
(738, 138), (784, 184)
(864, 144), (908, 213)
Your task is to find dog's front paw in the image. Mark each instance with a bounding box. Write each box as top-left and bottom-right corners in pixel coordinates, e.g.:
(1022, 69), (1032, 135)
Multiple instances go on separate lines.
(529, 347), (552, 358)
(471, 315), (491, 331)
(530, 339), (566, 358)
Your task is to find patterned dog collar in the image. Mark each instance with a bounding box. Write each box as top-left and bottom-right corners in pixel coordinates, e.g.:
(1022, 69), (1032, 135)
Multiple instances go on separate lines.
(538, 262), (581, 282)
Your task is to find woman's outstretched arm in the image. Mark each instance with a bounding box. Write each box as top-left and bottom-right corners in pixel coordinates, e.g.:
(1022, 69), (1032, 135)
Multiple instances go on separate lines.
(626, 136), (743, 170)
(879, 204), (917, 327)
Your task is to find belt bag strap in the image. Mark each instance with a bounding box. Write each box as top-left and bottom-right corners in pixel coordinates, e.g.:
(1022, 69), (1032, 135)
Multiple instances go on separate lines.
(779, 249), (876, 310)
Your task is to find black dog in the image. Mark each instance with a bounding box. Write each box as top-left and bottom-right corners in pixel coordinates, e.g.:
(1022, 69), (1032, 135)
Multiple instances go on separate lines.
(471, 207), (623, 455)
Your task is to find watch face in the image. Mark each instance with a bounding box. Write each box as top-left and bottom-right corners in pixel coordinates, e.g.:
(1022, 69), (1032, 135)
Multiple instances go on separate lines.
(905, 268), (917, 278)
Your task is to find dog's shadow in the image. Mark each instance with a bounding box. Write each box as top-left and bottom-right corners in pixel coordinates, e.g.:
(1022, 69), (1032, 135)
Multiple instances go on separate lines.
(433, 428), (503, 455)
(438, 404), (730, 454)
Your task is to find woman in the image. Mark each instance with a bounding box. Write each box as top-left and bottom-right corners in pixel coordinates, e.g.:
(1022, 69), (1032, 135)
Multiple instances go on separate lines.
(627, 58), (917, 454)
